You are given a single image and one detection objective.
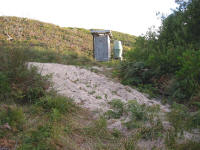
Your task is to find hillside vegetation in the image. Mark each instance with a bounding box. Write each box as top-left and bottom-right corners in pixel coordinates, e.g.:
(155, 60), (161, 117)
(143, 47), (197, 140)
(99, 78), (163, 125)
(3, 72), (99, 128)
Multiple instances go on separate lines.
(1, 44), (200, 150)
(0, 16), (136, 57)
(118, 0), (200, 106)
(0, 16), (141, 150)
(1, 1), (200, 149)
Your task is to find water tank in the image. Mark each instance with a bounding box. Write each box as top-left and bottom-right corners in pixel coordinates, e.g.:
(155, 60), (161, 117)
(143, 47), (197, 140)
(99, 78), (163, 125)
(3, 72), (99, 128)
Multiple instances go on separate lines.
(113, 40), (123, 59)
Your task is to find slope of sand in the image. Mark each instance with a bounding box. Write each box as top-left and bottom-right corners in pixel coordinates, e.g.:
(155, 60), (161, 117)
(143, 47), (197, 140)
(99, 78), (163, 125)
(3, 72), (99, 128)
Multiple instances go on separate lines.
(28, 62), (169, 128)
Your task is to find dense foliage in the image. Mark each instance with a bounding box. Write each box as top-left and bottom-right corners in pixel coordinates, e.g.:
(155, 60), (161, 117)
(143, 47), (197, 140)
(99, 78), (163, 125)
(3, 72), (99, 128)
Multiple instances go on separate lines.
(119, 0), (200, 103)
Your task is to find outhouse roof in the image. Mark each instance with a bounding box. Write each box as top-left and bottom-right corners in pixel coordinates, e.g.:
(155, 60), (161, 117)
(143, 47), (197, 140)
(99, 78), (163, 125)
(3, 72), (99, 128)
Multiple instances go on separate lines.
(90, 30), (112, 38)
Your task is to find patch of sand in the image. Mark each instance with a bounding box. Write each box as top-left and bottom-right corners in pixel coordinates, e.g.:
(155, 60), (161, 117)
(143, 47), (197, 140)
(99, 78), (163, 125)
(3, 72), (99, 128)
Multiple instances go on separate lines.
(29, 62), (170, 127)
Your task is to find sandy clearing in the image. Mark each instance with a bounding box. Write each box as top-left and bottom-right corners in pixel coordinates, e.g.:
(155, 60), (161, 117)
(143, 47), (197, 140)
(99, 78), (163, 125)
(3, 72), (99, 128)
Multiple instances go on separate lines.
(28, 62), (170, 130)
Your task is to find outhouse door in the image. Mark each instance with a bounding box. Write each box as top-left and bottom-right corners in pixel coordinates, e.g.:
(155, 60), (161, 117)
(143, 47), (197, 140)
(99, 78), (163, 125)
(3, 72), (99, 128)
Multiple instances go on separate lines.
(94, 35), (110, 61)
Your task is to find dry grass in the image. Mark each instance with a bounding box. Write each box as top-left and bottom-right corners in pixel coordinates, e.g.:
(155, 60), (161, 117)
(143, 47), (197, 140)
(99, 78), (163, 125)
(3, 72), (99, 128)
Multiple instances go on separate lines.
(0, 16), (136, 58)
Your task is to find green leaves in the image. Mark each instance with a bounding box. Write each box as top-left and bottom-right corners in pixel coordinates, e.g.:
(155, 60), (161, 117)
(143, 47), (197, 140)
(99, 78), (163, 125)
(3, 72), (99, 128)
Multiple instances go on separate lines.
(174, 50), (200, 99)
(118, 0), (200, 103)
(36, 95), (75, 114)
(0, 72), (11, 100)
(0, 106), (25, 130)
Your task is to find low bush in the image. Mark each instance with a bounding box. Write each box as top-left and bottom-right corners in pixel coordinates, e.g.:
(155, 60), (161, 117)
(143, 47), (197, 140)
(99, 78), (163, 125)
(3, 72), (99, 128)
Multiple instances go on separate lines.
(105, 99), (124, 119)
(167, 103), (191, 133)
(125, 101), (161, 131)
(20, 123), (54, 150)
(173, 50), (200, 101)
(127, 100), (148, 121)
(167, 102), (200, 133)
(138, 125), (163, 140)
(82, 117), (112, 139)
(0, 105), (25, 131)
(0, 72), (11, 100)
(119, 61), (154, 85)
(0, 44), (49, 103)
(36, 95), (75, 114)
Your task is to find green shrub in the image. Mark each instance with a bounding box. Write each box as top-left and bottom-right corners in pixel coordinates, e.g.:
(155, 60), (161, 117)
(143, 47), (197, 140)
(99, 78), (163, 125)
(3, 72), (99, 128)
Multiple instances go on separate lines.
(0, 45), (49, 103)
(15, 67), (48, 103)
(174, 50), (200, 100)
(124, 100), (161, 130)
(36, 95), (75, 114)
(0, 72), (11, 100)
(138, 119), (164, 140)
(105, 99), (124, 119)
(20, 124), (54, 150)
(127, 100), (148, 121)
(167, 103), (191, 133)
(119, 61), (153, 85)
(83, 117), (111, 139)
(116, 0), (200, 103)
(168, 102), (200, 135)
(0, 106), (25, 130)
(50, 108), (62, 121)
(191, 110), (200, 128)
(111, 128), (121, 138)
(164, 130), (177, 149)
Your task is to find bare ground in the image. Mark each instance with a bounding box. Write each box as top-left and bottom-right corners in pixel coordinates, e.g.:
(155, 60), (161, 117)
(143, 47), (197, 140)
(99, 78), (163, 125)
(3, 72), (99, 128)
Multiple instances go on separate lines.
(28, 62), (169, 129)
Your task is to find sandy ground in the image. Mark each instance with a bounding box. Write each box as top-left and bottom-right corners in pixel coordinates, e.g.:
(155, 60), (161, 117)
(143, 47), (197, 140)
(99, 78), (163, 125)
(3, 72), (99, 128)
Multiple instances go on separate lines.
(28, 62), (169, 128)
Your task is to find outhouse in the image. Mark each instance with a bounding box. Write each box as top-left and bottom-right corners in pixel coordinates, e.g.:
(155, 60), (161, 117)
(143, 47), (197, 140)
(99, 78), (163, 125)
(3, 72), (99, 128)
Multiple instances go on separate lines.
(91, 30), (112, 61)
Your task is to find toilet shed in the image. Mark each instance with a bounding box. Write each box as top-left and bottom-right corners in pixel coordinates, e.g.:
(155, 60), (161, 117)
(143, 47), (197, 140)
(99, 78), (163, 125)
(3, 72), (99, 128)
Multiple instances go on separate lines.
(91, 30), (112, 61)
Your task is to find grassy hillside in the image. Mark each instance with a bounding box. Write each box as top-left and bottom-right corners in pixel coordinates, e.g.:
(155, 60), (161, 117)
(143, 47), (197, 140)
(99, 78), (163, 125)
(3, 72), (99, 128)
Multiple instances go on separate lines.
(0, 16), (136, 57)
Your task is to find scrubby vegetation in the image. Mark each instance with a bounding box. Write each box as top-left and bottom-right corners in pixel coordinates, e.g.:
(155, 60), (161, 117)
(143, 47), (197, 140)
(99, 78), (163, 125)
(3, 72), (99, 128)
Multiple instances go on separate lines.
(1, 1), (200, 149)
(0, 43), (199, 149)
(0, 16), (136, 57)
(1, 38), (198, 150)
(0, 47), (127, 150)
(104, 99), (200, 149)
(0, 27), (140, 149)
(112, 1), (200, 148)
(0, 44), (49, 103)
(118, 0), (200, 105)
